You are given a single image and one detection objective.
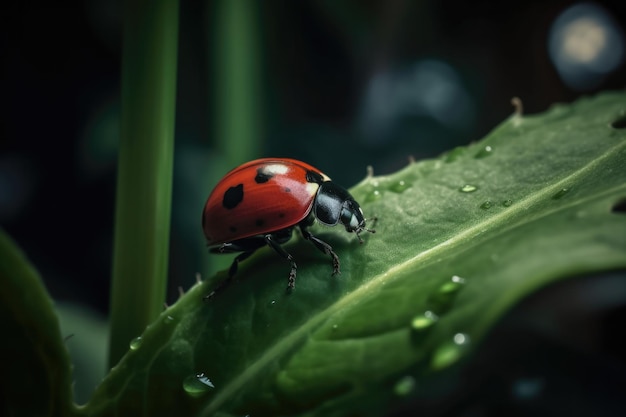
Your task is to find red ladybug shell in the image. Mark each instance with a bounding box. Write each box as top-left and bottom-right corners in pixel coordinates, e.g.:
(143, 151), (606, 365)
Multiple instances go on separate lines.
(202, 158), (331, 245)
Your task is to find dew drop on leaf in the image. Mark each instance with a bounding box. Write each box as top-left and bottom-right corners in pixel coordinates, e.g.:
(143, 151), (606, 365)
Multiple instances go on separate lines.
(552, 187), (570, 199)
(389, 180), (411, 193)
(451, 275), (466, 284)
(411, 310), (439, 331)
(183, 372), (215, 397)
(502, 199), (513, 207)
(129, 336), (142, 350)
(439, 278), (465, 294)
(365, 189), (382, 203)
(196, 373), (214, 387)
(393, 375), (416, 397)
(459, 184), (478, 193)
(453, 332), (470, 344)
(480, 200), (493, 210)
(164, 315), (175, 324)
(431, 333), (471, 370)
(427, 276), (466, 313)
(474, 145), (494, 159)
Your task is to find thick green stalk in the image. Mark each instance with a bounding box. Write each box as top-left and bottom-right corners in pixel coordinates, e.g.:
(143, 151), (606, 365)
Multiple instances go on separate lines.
(109, 0), (179, 367)
(203, 0), (263, 277)
(214, 0), (262, 163)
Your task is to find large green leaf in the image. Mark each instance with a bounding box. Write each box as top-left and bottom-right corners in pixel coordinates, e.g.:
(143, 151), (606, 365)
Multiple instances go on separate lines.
(87, 92), (626, 416)
(0, 232), (79, 417)
(1, 92), (625, 416)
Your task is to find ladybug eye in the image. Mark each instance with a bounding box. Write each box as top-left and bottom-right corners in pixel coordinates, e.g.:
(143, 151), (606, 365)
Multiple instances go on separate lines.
(340, 207), (355, 228)
(341, 201), (365, 233)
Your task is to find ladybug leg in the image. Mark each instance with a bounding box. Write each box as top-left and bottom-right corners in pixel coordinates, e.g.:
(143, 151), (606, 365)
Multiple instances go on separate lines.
(203, 250), (257, 301)
(205, 238), (267, 301)
(228, 250), (256, 277)
(299, 226), (341, 276)
(212, 242), (260, 278)
(264, 234), (298, 292)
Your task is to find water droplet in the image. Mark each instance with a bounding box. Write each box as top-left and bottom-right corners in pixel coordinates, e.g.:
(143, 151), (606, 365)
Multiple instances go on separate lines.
(474, 145), (494, 159)
(196, 373), (214, 387)
(431, 333), (471, 370)
(393, 376), (416, 397)
(552, 187), (570, 199)
(453, 332), (469, 344)
(440, 275), (465, 294)
(269, 300), (276, 307)
(389, 180), (411, 193)
(451, 275), (466, 284)
(411, 311), (439, 331)
(502, 199), (513, 207)
(438, 281), (461, 295)
(183, 372), (215, 397)
(480, 200), (493, 210)
(365, 189), (382, 203)
(164, 315), (175, 324)
(459, 184), (478, 193)
(129, 336), (142, 350)
(444, 147), (465, 163)
(427, 276), (466, 313)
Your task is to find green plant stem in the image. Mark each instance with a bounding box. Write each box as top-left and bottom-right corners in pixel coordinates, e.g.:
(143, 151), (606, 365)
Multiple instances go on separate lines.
(214, 0), (262, 163)
(109, 0), (179, 367)
(202, 0), (263, 277)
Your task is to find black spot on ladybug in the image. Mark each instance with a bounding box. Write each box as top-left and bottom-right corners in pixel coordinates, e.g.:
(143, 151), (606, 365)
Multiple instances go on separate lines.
(223, 184), (244, 209)
(305, 170), (324, 184)
(255, 218), (265, 227)
(255, 167), (274, 184)
(284, 187), (291, 193)
(229, 225), (238, 233)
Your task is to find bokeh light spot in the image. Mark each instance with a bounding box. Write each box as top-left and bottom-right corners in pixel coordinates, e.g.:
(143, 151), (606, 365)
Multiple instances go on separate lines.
(549, 3), (624, 90)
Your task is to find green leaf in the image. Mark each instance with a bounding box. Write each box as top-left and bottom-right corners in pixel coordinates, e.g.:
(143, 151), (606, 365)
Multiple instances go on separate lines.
(0, 231), (79, 417)
(85, 91), (626, 416)
(3, 92), (625, 416)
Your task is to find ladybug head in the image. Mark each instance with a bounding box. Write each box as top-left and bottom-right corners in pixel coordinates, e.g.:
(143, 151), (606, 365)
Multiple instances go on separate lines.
(340, 200), (375, 243)
(313, 182), (376, 243)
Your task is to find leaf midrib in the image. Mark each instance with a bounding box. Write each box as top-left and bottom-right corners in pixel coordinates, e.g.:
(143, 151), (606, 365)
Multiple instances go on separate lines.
(201, 137), (625, 416)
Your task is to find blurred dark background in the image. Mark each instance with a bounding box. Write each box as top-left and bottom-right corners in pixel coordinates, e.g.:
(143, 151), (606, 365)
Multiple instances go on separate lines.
(1, 0), (625, 316)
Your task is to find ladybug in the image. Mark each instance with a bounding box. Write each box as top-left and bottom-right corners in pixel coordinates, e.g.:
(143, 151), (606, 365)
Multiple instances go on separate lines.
(202, 158), (375, 298)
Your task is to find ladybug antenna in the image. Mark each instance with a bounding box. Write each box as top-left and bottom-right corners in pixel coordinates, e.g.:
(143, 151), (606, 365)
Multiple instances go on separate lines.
(365, 216), (378, 232)
(355, 217), (376, 244)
